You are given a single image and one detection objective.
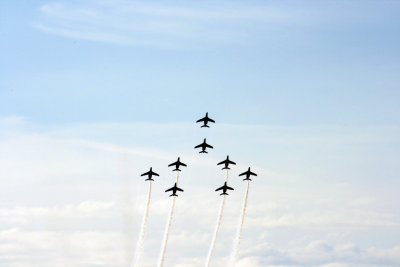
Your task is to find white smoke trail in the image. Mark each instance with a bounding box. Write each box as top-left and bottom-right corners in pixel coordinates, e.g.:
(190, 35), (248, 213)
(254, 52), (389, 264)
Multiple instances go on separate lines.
(157, 171), (180, 267)
(131, 181), (153, 267)
(205, 169), (230, 267)
(204, 194), (226, 267)
(157, 195), (177, 267)
(229, 180), (250, 267)
(176, 170), (180, 184)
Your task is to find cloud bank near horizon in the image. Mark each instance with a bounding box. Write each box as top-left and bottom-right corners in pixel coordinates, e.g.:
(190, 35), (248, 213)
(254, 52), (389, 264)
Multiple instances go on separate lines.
(1, 117), (399, 266)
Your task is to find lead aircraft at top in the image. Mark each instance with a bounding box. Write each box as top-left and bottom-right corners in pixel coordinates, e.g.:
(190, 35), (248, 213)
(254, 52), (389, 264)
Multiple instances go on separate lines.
(196, 112), (215, 128)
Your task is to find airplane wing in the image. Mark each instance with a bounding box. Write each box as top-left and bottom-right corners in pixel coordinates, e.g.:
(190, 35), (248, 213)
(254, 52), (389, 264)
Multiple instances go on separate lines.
(249, 171), (257, 176)
(208, 118), (215, 123)
(165, 187), (173, 192)
(181, 162), (187, 167)
(238, 171), (247, 176)
(228, 160), (236, 165)
(141, 171), (150, 176)
(168, 161), (177, 167)
(196, 117), (205, 123)
(205, 143), (213, 148)
(217, 160), (227, 165)
(153, 172), (160, 176)
(177, 187), (184, 192)
(194, 144), (202, 148)
(215, 186), (224, 191)
(226, 186), (234, 190)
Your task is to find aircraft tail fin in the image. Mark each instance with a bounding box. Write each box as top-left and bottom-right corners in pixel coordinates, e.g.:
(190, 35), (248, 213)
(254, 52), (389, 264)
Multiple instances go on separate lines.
(222, 166), (230, 170)
(201, 125), (210, 128)
(173, 168), (181, 172)
(243, 178), (252, 181)
(220, 192), (228, 196)
(170, 193), (178, 197)
(199, 150), (208, 154)
(145, 178), (154, 181)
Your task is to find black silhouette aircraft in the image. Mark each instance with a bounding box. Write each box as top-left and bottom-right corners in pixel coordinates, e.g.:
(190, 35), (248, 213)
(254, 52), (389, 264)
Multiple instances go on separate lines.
(140, 167), (159, 181)
(165, 183), (184, 197)
(194, 138), (214, 153)
(215, 182), (234, 195)
(196, 112), (215, 128)
(239, 167), (257, 181)
(168, 157), (187, 171)
(217, 155), (236, 170)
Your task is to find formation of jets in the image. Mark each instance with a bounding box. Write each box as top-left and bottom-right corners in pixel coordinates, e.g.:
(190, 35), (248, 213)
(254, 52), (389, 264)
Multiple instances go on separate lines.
(140, 112), (257, 197)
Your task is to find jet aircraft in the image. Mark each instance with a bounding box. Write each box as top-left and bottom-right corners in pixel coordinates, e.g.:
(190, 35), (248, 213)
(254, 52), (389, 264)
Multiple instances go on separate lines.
(239, 167), (257, 181)
(165, 183), (184, 197)
(217, 155), (236, 170)
(196, 112), (215, 128)
(194, 138), (214, 153)
(215, 182), (234, 195)
(168, 157), (187, 171)
(140, 167), (159, 181)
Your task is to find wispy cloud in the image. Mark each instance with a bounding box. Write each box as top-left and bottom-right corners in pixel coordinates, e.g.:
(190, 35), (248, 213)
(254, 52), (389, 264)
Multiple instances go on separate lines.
(31, 1), (297, 47)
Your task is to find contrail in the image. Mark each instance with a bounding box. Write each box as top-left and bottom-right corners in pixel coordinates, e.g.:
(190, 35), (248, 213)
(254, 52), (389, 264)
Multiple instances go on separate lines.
(157, 195), (177, 267)
(157, 172), (180, 267)
(229, 180), (250, 267)
(131, 181), (153, 267)
(204, 169), (230, 267)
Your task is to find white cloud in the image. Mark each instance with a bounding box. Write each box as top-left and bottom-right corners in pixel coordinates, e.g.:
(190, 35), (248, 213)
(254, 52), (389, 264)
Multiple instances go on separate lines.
(0, 201), (115, 225)
(1, 117), (400, 266)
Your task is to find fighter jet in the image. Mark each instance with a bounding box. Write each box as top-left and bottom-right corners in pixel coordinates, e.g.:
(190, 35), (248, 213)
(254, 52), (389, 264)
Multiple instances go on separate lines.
(217, 155), (236, 170)
(168, 157), (187, 171)
(165, 183), (184, 197)
(215, 182), (234, 195)
(140, 167), (159, 181)
(194, 138), (214, 153)
(196, 112), (215, 128)
(239, 167), (257, 181)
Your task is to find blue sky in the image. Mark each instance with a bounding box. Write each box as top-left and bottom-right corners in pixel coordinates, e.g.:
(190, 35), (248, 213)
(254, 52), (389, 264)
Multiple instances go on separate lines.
(1, 1), (400, 267)
(1, 0), (399, 124)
